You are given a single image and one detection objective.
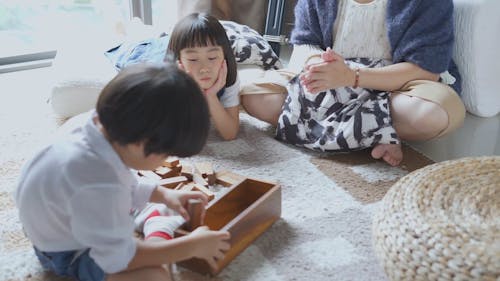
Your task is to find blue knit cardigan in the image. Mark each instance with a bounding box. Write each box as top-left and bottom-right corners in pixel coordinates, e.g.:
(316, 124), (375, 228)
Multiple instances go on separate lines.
(290, 0), (461, 93)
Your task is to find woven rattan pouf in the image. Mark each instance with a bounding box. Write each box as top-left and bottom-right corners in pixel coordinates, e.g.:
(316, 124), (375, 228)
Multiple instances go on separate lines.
(373, 156), (499, 281)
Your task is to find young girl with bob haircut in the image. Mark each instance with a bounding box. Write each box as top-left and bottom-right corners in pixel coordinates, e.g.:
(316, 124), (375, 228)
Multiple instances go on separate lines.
(16, 63), (230, 281)
(167, 12), (240, 140)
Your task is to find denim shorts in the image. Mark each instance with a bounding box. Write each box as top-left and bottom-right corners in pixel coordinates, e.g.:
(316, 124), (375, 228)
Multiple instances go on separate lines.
(34, 247), (106, 281)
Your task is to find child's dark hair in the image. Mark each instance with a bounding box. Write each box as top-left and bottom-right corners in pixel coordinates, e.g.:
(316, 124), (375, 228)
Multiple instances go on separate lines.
(96, 63), (209, 157)
(166, 12), (237, 87)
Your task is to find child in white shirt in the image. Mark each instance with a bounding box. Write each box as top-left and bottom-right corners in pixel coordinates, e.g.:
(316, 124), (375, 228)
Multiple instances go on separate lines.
(16, 63), (230, 281)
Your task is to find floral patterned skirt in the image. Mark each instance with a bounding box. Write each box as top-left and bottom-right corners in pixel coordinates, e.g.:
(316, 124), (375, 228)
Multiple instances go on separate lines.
(276, 58), (399, 152)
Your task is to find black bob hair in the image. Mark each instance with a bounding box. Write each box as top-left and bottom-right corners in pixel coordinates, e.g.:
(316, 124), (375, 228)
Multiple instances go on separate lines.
(96, 63), (210, 157)
(166, 12), (237, 87)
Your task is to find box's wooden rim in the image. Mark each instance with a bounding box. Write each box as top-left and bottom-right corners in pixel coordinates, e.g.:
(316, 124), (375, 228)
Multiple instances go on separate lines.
(174, 177), (282, 275)
(177, 177), (281, 233)
(219, 182), (281, 232)
(206, 177), (279, 208)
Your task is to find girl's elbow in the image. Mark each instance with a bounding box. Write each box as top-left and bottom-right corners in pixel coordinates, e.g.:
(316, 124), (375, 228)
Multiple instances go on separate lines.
(222, 131), (238, 141)
(222, 127), (239, 141)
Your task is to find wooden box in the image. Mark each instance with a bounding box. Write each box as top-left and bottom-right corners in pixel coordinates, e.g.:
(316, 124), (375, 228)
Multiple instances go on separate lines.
(175, 178), (281, 275)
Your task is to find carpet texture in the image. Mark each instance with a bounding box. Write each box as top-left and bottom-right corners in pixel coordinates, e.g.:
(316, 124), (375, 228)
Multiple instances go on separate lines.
(0, 84), (433, 280)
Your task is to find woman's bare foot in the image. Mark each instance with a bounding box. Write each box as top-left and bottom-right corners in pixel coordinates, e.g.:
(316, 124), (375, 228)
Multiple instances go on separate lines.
(371, 144), (403, 166)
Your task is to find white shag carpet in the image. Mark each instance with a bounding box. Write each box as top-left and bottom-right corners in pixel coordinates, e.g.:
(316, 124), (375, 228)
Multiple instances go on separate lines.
(0, 68), (434, 281)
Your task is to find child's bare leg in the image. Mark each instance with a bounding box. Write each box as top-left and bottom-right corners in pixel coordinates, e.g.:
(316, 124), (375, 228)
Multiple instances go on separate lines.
(371, 143), (403, 166)
(107, 266), (172, 281)
(241, 93), (286, 126)
(390, 93), (449, 141)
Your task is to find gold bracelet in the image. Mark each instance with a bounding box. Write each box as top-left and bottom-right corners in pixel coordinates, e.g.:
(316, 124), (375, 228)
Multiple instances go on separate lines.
(353, 68), (360, 88)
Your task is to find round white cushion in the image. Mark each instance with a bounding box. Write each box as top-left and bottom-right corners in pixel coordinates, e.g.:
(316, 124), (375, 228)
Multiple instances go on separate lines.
(50, 50), (117, 118)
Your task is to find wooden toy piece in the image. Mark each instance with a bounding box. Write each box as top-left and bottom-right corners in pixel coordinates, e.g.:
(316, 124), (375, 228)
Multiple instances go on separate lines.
(155, 166), (171, 176)
(192, 172), (209, 187)
(138, 170), (162, 181)
(174, 183), (184, 190)
(170, 165), (182, 176)
(185, 199), (205, 231)
(206, 174), (217, 186)
(155, 166), (179, 178)
(215, 170), (246, 187)
(164, 156), (180, 168)
(195, 162), (216, 185)
(158, 176), (188, 189)
(191, 183), (215, 202)
(175, 178), (281, 276)
(180, 182), (195, 191)
(180, 165), (194, 181)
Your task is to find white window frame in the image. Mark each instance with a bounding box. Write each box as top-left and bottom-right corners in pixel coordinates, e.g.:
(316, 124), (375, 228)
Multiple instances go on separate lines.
(130, 0), (153, 25)
(1, 1), (152, 73)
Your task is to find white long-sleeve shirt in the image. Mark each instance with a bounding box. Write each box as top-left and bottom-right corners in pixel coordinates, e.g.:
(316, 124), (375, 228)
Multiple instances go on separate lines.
(15, 110), (157, 274)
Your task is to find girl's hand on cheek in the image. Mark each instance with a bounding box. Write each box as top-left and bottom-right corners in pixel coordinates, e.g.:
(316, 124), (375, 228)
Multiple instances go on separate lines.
(204, 60), (227, 97)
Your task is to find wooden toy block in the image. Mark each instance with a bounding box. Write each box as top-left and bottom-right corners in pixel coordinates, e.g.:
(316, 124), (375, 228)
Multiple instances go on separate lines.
(174, 183), (184, 190)
(180, 165), (194, 181)
(154, 166), (171, 176)
(170, 165), (182, 175)
(175, 178), (281, 276)
(164, 156), (180, 168)
(185, 199), (204, 231)
(195, 162), (216, 185)
(138, 170), (162, 181)
(180, 182), (195, 191)
(154, 166), (179, 178)
(193, 172), (209, 187)
(206, 174), (217, 186)
(191, 183), (215, 202)
(215, 170), (246, 187)
(158, 176), (188, 189)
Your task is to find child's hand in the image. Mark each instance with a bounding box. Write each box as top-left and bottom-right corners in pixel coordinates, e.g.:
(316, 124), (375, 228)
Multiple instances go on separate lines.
(203, 60), (227, 97)
(189, 226), (231, 268)
(152, 187), (208, 221)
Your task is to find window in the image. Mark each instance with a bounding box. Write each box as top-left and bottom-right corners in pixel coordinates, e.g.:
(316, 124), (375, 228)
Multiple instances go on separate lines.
(0, 0), (180, 73)
(151, 0), (178, 32)
(0, 0), (130, 72)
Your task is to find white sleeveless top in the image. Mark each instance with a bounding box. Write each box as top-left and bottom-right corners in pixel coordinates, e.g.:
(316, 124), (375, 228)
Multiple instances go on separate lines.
(332, 0), (392, 60)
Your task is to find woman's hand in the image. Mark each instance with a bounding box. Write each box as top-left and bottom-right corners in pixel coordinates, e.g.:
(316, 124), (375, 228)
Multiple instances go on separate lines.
(150, 186), (208, 221)
(204, 60), (227, 98)
(300, 48), (355, 94)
